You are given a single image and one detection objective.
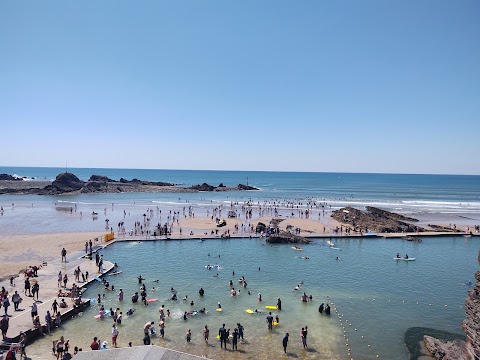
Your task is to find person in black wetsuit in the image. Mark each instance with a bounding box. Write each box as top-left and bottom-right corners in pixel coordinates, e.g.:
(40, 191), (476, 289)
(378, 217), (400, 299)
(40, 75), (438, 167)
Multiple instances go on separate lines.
(325, 304), (331, 315)
(282, 333), (289, 353)
(319, 303), (324, 313)
(199, 288), (204, 296)
(218, 324), (227, 349)
(232, 328), (238, 350)
(277, 298), (282, 311)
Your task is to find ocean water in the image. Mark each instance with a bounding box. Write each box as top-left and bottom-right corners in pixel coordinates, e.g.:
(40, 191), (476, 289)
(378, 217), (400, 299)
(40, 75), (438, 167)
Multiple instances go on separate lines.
(25, 236), (478, 360)
(1, 167), (480, 237)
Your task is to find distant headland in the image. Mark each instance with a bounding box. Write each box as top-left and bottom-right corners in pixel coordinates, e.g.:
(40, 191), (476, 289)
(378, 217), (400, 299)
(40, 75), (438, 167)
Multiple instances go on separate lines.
(0, 172), (259, 195)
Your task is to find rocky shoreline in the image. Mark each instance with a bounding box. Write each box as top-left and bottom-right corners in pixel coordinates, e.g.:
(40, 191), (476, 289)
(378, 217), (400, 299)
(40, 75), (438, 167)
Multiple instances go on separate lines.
(419, 271), (480, 360)
(0, 172), (259, 195)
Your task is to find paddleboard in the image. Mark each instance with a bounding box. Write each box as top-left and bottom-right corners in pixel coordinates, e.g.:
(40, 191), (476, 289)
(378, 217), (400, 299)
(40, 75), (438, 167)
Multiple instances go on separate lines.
(216, 308), (223, 312)
(93, 276), (102, 282)
(393, 257), (416, 261)
(109, 271), (123, 276)
(245, 309), (254, 314)
(265, 305), (277, 310)
(146, 298), (158, 303)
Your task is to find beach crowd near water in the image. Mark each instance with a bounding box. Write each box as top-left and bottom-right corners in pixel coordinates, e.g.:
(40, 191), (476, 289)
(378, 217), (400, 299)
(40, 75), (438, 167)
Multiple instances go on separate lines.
(1, 192), (479, 360)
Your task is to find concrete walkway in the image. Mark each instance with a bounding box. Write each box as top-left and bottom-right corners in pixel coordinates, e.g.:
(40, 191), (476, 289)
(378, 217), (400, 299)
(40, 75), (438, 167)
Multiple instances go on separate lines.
(0, 244), (113, 346)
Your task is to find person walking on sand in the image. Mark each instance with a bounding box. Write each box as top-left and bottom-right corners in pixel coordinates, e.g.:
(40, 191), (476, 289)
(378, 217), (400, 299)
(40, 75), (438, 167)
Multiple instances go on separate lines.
(57, 272), (62, 288)
(12, 291), (22, 311)
(2, 295), (10, 316)
(24, 278), (31, 296)
(61, 248), (67, 262)
(283, 332), (289, 354)
(0, 315), (9, 340)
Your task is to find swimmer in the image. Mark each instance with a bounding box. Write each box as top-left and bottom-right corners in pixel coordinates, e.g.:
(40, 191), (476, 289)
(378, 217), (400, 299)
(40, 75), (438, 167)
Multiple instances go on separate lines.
(126, 308), (135, 316)
(217, 302), (222, 309)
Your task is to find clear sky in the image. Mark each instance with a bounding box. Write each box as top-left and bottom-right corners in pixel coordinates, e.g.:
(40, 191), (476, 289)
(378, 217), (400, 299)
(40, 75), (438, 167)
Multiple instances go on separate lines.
(1, 1), (479, 174)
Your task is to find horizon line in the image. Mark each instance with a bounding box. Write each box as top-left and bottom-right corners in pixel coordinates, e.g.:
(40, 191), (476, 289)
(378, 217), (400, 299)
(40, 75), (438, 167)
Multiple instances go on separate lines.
(0, 165), (479, 177)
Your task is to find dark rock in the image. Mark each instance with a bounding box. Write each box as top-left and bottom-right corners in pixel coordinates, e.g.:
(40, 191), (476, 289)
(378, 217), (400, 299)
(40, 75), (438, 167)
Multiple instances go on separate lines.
(428, 224), (462, 233)
(218, 183), (226, 187)
(88, 175), (114, 182)
(405, 327), (466, 360)
(237, 184), (259, 191)
(256, 222), (266, 233)
(117, 178), (174, 186)
(424, 335), (469, 359)
(190, 183), (215, 191)
(266, 230), (311, 244)
(39, 172), (84, 195)
(331, 206), (424, 233)
(81, 182), (109, 193)
(0, 174), (22, 181)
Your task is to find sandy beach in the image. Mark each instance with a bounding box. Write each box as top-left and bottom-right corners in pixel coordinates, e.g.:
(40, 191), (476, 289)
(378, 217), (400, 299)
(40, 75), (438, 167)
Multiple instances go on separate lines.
(0, 232), (104, 280)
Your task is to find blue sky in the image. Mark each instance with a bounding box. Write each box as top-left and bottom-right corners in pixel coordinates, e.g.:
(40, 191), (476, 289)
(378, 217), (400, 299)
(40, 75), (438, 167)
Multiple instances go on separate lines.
(1, 1), (479, 174)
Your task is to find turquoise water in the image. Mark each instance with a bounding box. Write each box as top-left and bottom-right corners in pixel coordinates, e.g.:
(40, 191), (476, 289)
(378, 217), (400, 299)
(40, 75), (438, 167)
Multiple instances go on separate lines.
(26, 236), (479, 359)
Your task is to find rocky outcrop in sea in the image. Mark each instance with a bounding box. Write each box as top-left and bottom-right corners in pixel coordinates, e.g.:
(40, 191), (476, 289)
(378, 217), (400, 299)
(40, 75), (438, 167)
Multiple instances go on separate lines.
(266, 230), (311, 244)
(331, 206), (424, 233)
(189, 183), (259, 192)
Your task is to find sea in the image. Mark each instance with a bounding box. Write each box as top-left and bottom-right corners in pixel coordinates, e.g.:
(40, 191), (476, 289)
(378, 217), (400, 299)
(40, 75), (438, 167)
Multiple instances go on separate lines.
(1, 166), (480, 359)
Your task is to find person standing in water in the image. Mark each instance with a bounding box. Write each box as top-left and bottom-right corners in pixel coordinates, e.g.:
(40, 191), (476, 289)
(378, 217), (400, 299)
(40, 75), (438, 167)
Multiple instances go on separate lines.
(203, 325), (209, 344)
(283, 333), (289, 354)
(218, 324), (227, 349)
(266, 312), (273, 330)
(232, 328), (238, 351)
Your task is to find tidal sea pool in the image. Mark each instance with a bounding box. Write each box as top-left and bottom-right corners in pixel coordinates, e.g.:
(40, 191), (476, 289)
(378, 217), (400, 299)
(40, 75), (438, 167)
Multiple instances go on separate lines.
(27, 236), (478, 359)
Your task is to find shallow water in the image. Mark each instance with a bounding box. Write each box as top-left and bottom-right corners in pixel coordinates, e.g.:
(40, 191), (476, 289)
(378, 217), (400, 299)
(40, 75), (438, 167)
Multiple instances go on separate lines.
(26, 236), (478, 359)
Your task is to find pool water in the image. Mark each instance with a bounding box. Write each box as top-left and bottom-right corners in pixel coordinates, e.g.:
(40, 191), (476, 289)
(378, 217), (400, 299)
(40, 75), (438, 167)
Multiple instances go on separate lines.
(26, 236), (478, 359)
